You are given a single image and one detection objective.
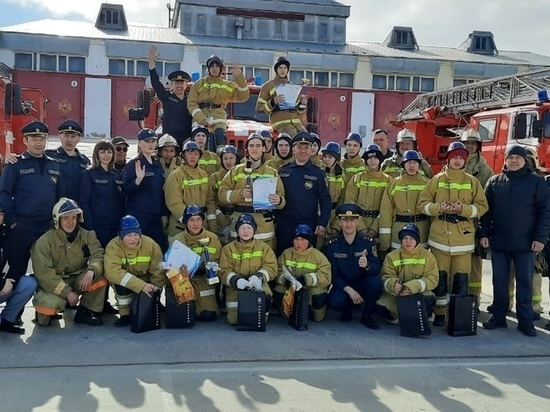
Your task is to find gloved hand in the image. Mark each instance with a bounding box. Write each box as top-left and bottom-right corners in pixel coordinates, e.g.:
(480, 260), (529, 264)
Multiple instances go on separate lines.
(205, 262), (220, 272)
(290, 278), (303, 291)
(281, 265), (294, 281)
(236, 278), (249, 290)
(248, 275), (263, 291)
(219, 225), (231, 239)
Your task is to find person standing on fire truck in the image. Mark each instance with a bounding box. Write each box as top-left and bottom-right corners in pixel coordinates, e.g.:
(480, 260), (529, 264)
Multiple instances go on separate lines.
(381, 129), (433, 179)
(188, 54), (250, 153)
(256, 56), (308, 136)
(148, 45), (192, 150)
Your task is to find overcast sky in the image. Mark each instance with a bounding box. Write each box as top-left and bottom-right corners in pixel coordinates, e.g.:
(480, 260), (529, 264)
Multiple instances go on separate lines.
(2, 0), (549, 56)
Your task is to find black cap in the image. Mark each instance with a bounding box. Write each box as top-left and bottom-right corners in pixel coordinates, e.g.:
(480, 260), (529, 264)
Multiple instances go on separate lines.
(112, 136), (129, 146)
(137, 128), (157, 141)
(191, 126), (210, 141)
(335, 203), (362, 218)
(21, 121), (48, 136)
(291, 131), (314, 146)
(505, 145), (528, 160)
(58, 119), (83, 136)
(168, 70), (191, 82)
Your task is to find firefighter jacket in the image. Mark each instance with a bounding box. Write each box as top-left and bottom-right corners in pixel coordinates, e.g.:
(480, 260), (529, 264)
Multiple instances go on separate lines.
(417, 168), (488, 255)
(150, 68), (192, 144)
(160, 157), (181, 179)
(381, 154), (434, 179)
(31, 227), (105, 300)
(464, 152), (494, 187)
(325, 163), (346, 231)
(381, 246), (439, 295)
(124, 154), (168, 219)
(379, 173), (430, 251)
(310, 154), (324, 170)
(80, 166), (125, 232)
(340, 154), (365, 183)
(265, 155), (294, 171)
(188, 73), (250, 127)
(0, 151), (65, 226)
(256, 76), (306, 131)
(344, 169), (392, 233)
(326, 233), (381, 290)
(198, 150), (221, 175)
(276, 246), (331, 289)
(164, 163), (217, 236)
(209, 168), (232, 230)
(104, 235), (165, 292)
(264, 152), (274, 161)
(171, 228), (222, 272)
(219, 238), (277, 288)
(45, 146), (90, 202)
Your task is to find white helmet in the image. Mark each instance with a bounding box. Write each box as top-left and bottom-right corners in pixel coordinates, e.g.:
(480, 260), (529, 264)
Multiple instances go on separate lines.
(52, 197), (83, 229)
(158, 133), (179, 149)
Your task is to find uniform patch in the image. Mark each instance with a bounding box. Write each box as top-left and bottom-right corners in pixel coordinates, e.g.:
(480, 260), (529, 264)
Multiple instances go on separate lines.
(19, 168), (35, 175)
(94, 179), (109, 184)
(144, 172), (155, 177)
(304, 175), (318, 181)
(333, 253), (347, 258)
(305, 181), (313, 189)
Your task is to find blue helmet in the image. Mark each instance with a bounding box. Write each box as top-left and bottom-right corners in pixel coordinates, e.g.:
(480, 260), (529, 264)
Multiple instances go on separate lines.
(398, 224), (420, 245)
(260, 130), (273, 140)
(119, 215), (141, 238)
(221, 144), (240, 164)
(322, 141), (341, 160)
(362, 143), (383, 163)
(182, 140), (203, 156)
(400, 150), (422, 167)
(344, 132), (362, 147)
(447, 141), (468, 161)
(294, 224), (313, 244)
(235, 213), (257, 233)
(183, 204), (205, 225)
(310, 132), (321, 146)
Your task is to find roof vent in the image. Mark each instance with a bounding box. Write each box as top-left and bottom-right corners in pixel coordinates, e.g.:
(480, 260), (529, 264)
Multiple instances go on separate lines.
(459, 31), (498, 55)
(95, 3), (128, 31)
(383, 26), (419, 51)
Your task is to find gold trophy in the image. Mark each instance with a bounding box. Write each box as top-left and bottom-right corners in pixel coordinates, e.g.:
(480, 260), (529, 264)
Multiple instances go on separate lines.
(198, 237), (219, 285)
(243, 167), (253, 203)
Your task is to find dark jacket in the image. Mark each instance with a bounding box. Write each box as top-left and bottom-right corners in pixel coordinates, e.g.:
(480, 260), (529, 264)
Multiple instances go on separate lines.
(480, 166), (550, 252)
(44, 147), (90, 202)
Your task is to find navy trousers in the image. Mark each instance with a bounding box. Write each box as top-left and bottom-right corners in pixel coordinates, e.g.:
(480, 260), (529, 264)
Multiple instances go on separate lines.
(329, 276), (382, 315)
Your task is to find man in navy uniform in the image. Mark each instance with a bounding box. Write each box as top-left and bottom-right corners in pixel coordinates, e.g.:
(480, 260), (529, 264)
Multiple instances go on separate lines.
(276, 131), (331, 255)
(149, 45), (193, 150)
(0, 121), (65, 299)
(45, 119), (90, 202)
(326, 203), (382, 330)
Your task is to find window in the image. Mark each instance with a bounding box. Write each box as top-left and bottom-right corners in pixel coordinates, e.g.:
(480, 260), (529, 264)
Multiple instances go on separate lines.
(453, 78), (479, 87)
(396, 76), (410, 91)
(39, 54), (56, 71)
(68, 56), (85, 73)
(373, 74), (434, 92)
(314, 72), (329, 87)
(339, 73), (354, 88)
(165, 62), (181, 77)
(319, 23), (328, 42)
(109, 59), (126, 75)
(478, 118), (497, 142)
(372, 75), (386, 90)
(197, 14), (206, 34)
(126, 60), (135, 76)
(396, 31), (408, 45)
(514, 112), (538, 141)
(255, 68), (269, 84)
(59, 56), (67, 72)
(14, 53), (33, 70)
(330, 73), (338, 87)
(244, 18), (252, 33)
(275, 19), (282, 38)
(136, 60), (149, 77)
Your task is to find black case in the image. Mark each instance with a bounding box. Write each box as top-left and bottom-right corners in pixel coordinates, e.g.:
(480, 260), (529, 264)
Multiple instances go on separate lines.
(131, 290), (161, 333)
(165, 287), (195, 328)
(397, 294), (432, 337)
(237, 290), (266, 332)
(447, 294), (477, 337)
(289, 288), (309, 331)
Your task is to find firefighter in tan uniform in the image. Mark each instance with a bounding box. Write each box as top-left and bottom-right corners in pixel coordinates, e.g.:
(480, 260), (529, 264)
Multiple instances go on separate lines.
(209, 145), (239, 244)
(265, 133), (294, 171)
(171, 205), (222, 322)
(104, 215), (166, 327)
(191, 126), (221, 174)
(345, 144), (392, 236)
(256, 56), (307, 135)
(260, 130), (275, 161)
(187, 54), (250, 152)
(164, 141), (217, 238)
(379, 150), (430, 255)
(381, 129), (433, 179)
(309, 133), (325, 170)
(218, 133), (286, 249)
(376, 224), (439, 324)
(320, 141), (346, 245)
(31, 198), (107, 327)
(340, 132), (365, 184)
(274, 225), (332, 321)
(417, 142), (488, 326)
(157, 134), (181, 178)
(219, 214), (277, 325)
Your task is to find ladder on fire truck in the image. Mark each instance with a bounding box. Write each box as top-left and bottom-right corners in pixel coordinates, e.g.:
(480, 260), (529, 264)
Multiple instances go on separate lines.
(396, 66), (550, 121)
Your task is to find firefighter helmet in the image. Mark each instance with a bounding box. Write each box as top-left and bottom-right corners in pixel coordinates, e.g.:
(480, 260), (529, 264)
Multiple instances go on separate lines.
(118, 215), (141, 238)
(396, 129), (417, 143)
(460, 129), (482, 142)
(182, 140), (203, 156)
(400, 150), (422, 167)
(183, 204), (205, 225)
(362, 143), (383, 163)
(158, 134), (178, 149)
(235, 213), (257, 233)
(294, 224), (314, 244)
(52, 197), (83, 229)
(398, 223), (420, 245)
(344, 132), (362, 147)
(246, 132), (266, 147)
(206, 54), (224, 69)
(322, 141), (341, 159)
(260, 130), (273, 140)
(221, 144), (239, 157)
(310, 132), (321, 147)
(446, 141), (469, 160)
(274, 56), (290, 72)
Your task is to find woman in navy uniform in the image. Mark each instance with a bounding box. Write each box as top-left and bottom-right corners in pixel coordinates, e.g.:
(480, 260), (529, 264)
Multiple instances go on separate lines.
(123, 129), (169, 252)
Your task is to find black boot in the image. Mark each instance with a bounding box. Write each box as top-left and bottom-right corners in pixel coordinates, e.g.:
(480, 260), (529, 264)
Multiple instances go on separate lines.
(74, 307), (103, 327)
(114, 315), (131, 327)
(340, 307), (353, 323)
(0, 318), (25, 334)
(433, 315), (445, 327)
(360, 313), (380, 330)
(102, 302), (119, 315)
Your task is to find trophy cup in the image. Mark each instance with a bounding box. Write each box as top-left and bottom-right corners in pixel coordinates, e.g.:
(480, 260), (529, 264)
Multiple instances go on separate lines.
(198, 238), (219, 285)
(244, 167), (253, 203)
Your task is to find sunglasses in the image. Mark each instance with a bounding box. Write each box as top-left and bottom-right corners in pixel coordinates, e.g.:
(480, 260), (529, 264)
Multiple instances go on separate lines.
(116, 146), (128, 152)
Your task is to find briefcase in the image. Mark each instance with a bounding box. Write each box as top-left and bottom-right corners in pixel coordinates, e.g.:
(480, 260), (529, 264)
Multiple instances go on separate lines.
(447, 294), (477, 337)
(165, 287), (195, 329)
(289, 288), (309, 331)
(237, 290), (266, 332)
(397, 294), (431, 337)
(131, 290), (161, 333)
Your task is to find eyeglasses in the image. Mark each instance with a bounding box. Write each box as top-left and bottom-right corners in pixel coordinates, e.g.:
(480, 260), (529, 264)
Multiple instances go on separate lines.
(116, 147), (128, 152)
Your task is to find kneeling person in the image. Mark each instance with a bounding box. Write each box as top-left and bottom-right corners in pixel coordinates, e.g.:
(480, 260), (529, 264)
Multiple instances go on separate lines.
(31, 198), (107, 327)
(274, 224), (332, 321)
(105, 215), (166, 327)
(376, 224), (439, 324)
(171, 204), (223, 322)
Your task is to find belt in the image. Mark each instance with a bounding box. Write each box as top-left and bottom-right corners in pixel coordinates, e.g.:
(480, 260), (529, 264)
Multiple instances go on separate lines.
(198, 102), (221, 109)
(361, 210), (380, 218)
(220, 207), (234, 215)
(438, 214), (468, 224)
(395, 214), (427, 223)
(234, 205), (273, 215)
(272, 106), (297, 113)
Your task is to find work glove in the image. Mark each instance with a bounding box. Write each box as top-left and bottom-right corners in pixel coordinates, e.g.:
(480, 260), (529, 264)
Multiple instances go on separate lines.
(248, 275), (263, 291)
(281, 265), (294, 281)
(290, 277), (303, 291)
(236, 278), (249, 290)
(205, 262), (220, 272)
(219, 225), (231, 239)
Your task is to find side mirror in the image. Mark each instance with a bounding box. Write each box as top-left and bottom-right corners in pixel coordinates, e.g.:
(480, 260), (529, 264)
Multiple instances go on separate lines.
(136, 89), (151, 117)
(5, 82), (22, 116)
(543, 111), (550, 138)
(515, 113), (527, 139)
(533, 120), (542, 138)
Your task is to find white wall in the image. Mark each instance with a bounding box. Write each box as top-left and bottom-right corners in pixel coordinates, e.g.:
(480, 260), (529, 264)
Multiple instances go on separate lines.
(87, 40), (108, 75)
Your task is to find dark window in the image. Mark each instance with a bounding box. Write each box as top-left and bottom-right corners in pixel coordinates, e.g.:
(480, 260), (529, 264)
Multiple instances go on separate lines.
(197, 14), (206, 34)
(40, 54), (56, 71)
(68, 57), (85, 73)
(372, 75), (387, 90)
(165, 62), (181, 77)
(255, 68), (269, 84)
(315, 72), (329, 87)
(109, 59), (126, 75)
(396, 31), (408, 45)
(421, 78), (435, 92)
(412, 76), (420, 92)
(15, 53), (33, 70)
(339, 73), (354, 88)
(330, 72), (338, 87)
(275, 19), (282, 38)
(290, 71), (303, 85)
(396, 76), (410, 91)
(319, 23), (328, 42)
(453, 79), (467, 87)
(58, 56), (67, 72)
(136, 60), (149, 77)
